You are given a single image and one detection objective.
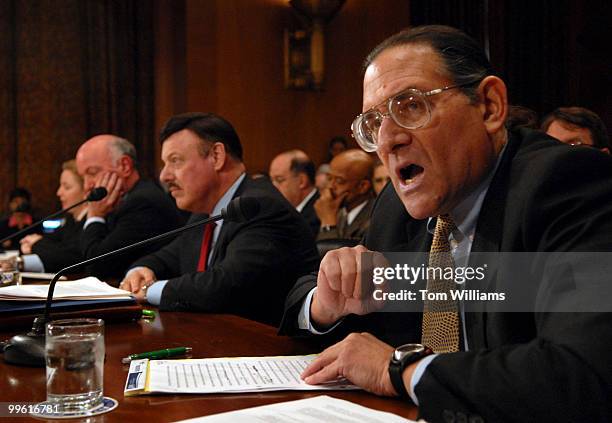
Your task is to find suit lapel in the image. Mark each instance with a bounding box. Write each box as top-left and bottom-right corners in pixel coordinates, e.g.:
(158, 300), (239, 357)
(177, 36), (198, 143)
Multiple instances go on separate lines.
(465, 131), (523, 349)
(208, 177), (250, 266)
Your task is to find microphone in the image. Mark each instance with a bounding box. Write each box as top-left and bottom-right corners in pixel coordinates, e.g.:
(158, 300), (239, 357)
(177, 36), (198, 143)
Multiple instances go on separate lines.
(1, 196), (260, 367)
(0, 187), (108, 246)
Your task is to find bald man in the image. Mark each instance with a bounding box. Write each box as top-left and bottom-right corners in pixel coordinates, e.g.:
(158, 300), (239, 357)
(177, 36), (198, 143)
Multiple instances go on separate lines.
(76, 135), (181, 278)
(269, 150), (320, 235)
(315, 149), (375, 241)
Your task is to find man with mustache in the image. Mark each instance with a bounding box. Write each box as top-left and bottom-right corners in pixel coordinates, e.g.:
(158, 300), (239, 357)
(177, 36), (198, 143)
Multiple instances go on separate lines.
(120, 112), (319, 326)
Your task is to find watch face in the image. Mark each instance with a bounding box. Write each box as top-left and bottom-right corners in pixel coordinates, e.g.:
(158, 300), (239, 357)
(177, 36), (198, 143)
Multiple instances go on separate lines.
(393, 343), (426, 361)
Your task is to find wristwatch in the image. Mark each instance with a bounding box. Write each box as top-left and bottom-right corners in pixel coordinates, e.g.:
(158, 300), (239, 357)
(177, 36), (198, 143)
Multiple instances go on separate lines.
(388, 343), (433, 399)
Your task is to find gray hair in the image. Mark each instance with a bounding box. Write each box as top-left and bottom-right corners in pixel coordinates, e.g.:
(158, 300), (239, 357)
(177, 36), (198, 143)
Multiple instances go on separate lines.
(109, 137), (139, 168)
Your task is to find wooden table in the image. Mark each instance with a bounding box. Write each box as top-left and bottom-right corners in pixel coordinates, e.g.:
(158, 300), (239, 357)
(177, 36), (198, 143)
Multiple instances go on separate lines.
(1, 311), (417, 422)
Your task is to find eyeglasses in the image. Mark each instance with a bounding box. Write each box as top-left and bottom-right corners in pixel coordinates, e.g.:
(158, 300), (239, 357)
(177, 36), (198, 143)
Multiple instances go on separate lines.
(351, 80), (481, 152)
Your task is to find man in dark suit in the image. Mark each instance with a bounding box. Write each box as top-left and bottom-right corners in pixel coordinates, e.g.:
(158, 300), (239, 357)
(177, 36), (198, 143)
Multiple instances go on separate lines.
(120, 113), (319, 326)
(315, 149), (375, 242)
(75, 135), (181, 278)
(269, 149), (320, 235)
(280, 26), (612, 422)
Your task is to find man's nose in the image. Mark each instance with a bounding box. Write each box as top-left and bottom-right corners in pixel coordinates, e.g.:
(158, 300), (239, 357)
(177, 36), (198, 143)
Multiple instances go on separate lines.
(159, 166), (171, 183)
(377, 117), (412, 154)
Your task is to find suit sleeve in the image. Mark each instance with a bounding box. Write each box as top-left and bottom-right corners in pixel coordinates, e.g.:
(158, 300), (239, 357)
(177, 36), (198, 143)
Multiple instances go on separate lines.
(278, 272), (318, 336)
(415, 148), (612, 423)
(129, 229), (184, 279)
(80, 197), (175, 276)
(30, 220), (83, 273)
(158, 196), (319, 323)
(31, 236), (82, 273)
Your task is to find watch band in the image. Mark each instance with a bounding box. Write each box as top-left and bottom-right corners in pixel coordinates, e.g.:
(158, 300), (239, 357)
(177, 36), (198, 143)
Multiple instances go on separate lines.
(388, 344), (433, 399)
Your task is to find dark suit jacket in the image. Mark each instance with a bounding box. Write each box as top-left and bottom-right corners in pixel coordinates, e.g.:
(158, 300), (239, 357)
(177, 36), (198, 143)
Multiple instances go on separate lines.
(281, 128), (612, 422)
(300, 190), (320, 236)
(316, 196), (375, 241)
(80, 179), (181, 279)
(30, 215), (84, 272)
(132, 177), (320, 326)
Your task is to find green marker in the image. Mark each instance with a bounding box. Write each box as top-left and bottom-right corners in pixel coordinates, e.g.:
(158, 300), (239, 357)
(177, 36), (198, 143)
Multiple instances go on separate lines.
(142, 309), (156, 319)
(122, 347), (192, 364)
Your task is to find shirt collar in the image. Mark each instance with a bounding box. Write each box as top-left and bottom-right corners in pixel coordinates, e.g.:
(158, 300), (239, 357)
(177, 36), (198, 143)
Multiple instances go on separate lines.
(347, 200), (369, 226)
(210, 173), (246, 221)
(296, 188), (318, 212)
(427, 139), (509, 240)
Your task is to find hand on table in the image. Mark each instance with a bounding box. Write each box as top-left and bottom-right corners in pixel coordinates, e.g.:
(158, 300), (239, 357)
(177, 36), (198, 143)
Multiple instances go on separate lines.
(301, 332), (399, 396)
(119, 267), (157, 303)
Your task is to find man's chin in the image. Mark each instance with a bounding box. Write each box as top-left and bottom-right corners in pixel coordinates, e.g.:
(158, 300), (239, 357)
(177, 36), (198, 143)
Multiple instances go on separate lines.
(400, 196), (439, 220)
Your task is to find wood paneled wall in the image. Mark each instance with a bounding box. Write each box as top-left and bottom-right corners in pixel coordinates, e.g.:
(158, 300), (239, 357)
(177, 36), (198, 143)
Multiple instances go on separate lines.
(0, 0), (155, 216)
(153, 0), (412, 173)
(3, 0), (609, 216)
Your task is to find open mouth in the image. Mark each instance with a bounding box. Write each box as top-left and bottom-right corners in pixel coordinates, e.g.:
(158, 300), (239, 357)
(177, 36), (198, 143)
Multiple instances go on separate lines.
(399, 164), (424, 185)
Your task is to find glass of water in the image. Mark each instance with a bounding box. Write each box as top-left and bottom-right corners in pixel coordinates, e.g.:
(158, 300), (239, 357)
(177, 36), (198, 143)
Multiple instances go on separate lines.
(0, 254), (21, 286)
(45, 318), (105, 413)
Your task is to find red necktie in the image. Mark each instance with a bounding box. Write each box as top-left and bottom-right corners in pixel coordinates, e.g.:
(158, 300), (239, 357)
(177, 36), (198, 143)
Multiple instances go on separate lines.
(196, 223), (215, 272)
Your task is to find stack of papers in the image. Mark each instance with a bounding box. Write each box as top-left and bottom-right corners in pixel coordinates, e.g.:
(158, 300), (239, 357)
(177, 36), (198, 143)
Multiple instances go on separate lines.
(0, 277), (131, 301)
(125, 355), (358, 396)
(174, 395), (416, 422)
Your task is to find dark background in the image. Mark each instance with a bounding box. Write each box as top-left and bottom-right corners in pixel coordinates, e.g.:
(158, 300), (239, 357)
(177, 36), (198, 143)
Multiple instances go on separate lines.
(1, 0), (610, 214)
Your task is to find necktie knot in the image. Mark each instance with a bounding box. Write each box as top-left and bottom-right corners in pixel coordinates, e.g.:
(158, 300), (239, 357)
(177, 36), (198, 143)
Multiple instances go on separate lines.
(431, 215), (456, 254)
(435, 214), (456, 237)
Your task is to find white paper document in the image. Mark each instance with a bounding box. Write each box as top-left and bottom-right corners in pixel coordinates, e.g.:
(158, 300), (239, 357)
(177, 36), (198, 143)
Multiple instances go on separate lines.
(173, 395), (416, 423)
(0, 277), (131, 301)
(124, 355), (358, 396)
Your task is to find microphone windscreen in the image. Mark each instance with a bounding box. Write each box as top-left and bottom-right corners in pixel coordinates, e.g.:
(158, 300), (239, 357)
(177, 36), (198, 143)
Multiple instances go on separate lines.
(222, 197), (260, 222)
(87, 187), (108, 202)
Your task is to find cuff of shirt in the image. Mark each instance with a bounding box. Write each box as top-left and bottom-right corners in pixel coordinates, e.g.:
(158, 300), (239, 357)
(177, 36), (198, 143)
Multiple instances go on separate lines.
(22, 254), (45, 273)
(408, 353), (438, 406)
(145, 280), (168, 306)
(84, 216), (106, 230)
(297, 287), (343, 334)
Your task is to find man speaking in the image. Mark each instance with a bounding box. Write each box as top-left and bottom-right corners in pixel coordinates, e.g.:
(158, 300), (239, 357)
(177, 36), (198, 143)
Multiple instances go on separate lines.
(281, 26), (612, 422)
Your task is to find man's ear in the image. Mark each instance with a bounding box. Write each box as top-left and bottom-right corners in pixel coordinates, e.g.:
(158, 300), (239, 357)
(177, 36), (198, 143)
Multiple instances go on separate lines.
(117, 155), (134, 177)
(477, 76), (508, 134)
(297, 173), (309, 190)
(210, 142), (227, 171)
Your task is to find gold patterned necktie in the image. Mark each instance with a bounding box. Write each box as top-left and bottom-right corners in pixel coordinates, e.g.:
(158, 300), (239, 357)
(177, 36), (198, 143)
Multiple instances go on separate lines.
(421, 214), (461, 353)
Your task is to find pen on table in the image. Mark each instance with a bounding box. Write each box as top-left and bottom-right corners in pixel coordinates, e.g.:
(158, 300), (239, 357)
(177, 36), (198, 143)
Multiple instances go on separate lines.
(122, 347), (192, 364)
(142, 309), (156, 319)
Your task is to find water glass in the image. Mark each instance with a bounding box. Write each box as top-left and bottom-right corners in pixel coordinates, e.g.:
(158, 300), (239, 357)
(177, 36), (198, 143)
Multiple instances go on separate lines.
(0, 254), (21, 286)
(45, 318), (105, 413)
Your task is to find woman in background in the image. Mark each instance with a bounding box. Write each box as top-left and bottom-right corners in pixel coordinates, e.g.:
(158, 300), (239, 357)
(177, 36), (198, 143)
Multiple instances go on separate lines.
(18, 160), (87, 272)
